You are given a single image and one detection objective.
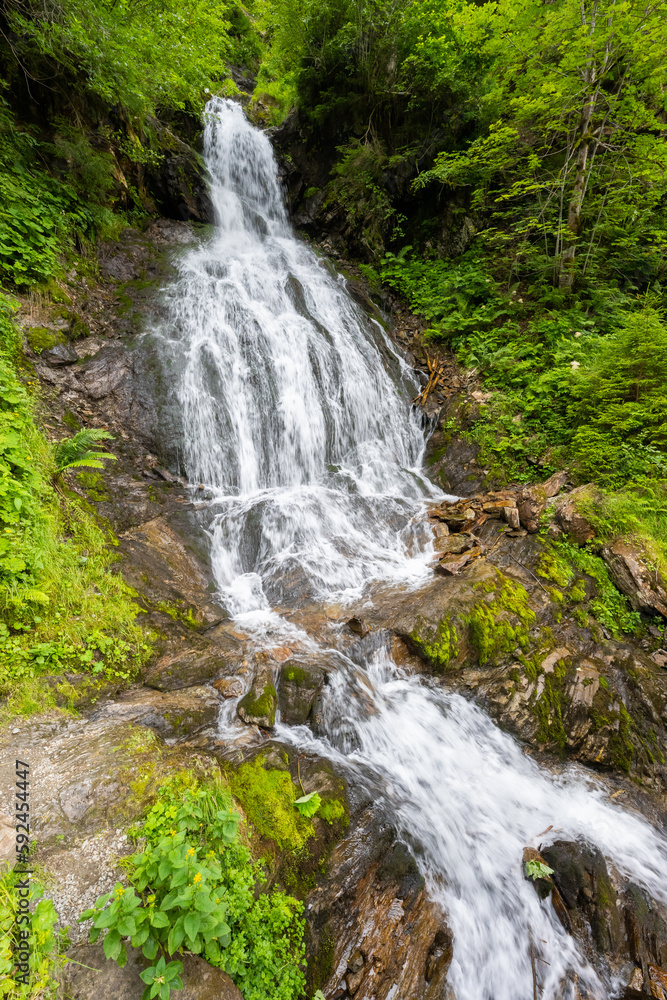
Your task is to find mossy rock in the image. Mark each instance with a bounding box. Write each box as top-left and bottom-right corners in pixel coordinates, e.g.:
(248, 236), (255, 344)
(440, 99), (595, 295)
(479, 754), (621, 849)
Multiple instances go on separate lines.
(25, 325), (65, 354)
(237, 682), (277, 727)
(279, 660), (324, 725)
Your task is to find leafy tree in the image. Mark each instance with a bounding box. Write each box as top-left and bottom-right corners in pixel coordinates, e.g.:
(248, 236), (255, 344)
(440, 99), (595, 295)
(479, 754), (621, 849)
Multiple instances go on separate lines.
(418, 0), (667, 290)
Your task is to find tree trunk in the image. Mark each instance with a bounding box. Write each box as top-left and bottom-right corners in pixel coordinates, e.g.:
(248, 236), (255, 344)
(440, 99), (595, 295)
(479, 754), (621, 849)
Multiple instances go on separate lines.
(558, 90), (595, 291)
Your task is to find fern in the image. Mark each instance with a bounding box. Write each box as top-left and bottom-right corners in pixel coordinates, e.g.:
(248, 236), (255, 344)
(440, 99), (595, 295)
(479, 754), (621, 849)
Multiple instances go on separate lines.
(54, 428), (116, 475)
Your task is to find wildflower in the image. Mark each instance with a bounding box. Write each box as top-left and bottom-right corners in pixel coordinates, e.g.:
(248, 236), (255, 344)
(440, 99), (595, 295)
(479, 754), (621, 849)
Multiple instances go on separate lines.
(574, 331), (582, 337)
(186, 847), (196, 857)
(147, 895), (156, 904)
(570, 360), (580, 369)
(193, 872), (202, 884)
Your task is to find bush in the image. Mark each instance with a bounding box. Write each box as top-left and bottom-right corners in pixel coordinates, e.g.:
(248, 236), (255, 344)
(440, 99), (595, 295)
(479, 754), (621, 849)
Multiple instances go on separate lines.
(80, 778), (306, 1000)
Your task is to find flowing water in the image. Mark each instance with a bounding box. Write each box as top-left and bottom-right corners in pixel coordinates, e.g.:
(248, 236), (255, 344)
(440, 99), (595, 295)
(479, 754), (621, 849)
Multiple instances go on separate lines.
(157, 97), (667, 999)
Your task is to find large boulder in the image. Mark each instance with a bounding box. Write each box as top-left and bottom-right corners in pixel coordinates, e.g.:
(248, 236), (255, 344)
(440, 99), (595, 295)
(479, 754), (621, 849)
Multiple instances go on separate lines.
(278, 660), (325, 725)
(602, 539), (667, 620)
(66, 945), (242, 1000)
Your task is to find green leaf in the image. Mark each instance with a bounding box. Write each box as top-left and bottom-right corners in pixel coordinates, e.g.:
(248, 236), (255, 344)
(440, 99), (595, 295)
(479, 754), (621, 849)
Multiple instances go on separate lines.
(103, 928), (122, 961)
(183, 912), (200, 941)
(167, 915), (186, 955)
(524, 859), (554, 881)
(293, 791), (322, 818)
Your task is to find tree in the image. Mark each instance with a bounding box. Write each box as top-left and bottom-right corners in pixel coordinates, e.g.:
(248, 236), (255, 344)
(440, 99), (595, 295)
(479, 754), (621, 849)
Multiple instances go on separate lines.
(419, 0), (667, 291)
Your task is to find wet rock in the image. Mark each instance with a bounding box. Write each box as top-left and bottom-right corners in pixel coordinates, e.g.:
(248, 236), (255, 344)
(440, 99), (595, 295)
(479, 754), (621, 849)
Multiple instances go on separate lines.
(89, 684), (221, 737)
(433, 533), (473, 556)
(602, 539), (667, 620)
(306, 810), (451, 1000)
(348, 617), (371, 637)
(552, 484), (597, 544)
(120, 516), (226, 629)
(278, 660), (325, 725)
(212, 676), (244, 699)
(65, 944), (242, 1000)
(144, 644), (236, 691)
(237, 671), (277, 728)
(541, 840), (623, 955)
(43, 342), (79, 366)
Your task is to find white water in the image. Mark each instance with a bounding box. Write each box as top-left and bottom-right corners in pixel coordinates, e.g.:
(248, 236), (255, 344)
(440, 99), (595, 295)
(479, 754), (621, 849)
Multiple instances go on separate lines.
(158, 96), (439, 614)
(159, 98), (667, 999)
(278, 648), (667, 999)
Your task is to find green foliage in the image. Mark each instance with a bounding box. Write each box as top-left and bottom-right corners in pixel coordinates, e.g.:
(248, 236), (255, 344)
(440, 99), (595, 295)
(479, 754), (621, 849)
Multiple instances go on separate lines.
(227, 755), (314, 853)
(0, 869), (66, 998)
(539, 540), (640, 638)
(139, 957), (184, 1000)
(524, 859), (554, 882)
(81, 778), (306, 1000)
(0, 300), (148, 715)
(294, 792), (321, 818)
(54, 428), (116, 475)
(569, 308), (667, 486)
(380, 250), (510, 340)
(6, 0), (234, 119)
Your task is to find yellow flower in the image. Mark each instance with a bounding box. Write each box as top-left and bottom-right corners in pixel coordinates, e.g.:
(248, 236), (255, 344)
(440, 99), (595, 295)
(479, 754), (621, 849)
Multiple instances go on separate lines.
(186, 847), (196, 857)
(169, 829), (177, 836)
(147, 895), (156, 904)
(193, 872), (202, 884)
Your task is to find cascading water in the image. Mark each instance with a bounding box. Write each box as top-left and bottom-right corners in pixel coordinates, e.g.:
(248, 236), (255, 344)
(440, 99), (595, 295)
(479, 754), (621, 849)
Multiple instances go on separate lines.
(157, 96), (440, 614)
(278, 647), (667, 1000)
(155, 97), (667, 1000)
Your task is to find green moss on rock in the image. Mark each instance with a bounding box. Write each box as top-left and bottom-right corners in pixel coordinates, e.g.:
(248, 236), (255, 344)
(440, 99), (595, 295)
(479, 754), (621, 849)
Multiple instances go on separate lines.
(410, 616), (459, 671)
(237, 683), (277, 726)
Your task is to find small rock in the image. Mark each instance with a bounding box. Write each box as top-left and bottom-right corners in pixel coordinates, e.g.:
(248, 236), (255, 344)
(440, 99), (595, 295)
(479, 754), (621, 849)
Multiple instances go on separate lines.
(503, 506), (520, 529)
(212, 676), (244, 698)
(43, 342), (79, 366)
(552, 484), (596, 544)
(347, 617), (370, 637)
(278, 660), (325, 725)
(237, 673), (277, 727)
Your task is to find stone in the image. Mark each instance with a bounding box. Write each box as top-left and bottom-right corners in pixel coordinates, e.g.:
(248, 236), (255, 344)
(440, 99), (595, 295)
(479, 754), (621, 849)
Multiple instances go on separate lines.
(212, 676), (244, 698)
(278, 660), (325, 725)
(65, 944), (242, 1000)
(503, 506), (520, 529)
(602, 539), (667, 620)
(237, 671), (277, 727)
(89, 685), (221, 737)
(43, 342), (78, 366)
(552, 484), (597, 544)
(0, 812), (14, 866)
(541, 469), (569, 497)
(433, 533), (473, 555)
(144, 646), (234, 691)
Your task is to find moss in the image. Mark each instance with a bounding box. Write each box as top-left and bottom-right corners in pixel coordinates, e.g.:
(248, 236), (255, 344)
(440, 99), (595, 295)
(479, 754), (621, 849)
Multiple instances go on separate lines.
(25, 326), (64, 354)
(534, 659), (570, 750)
(410, 616), (459, 671)
(77, 470), (111, 502)
(467, 575), (535, 665)
(569, 579), (587, 602)
(238, 684), (277, 725)
(282, 665), (311, 686)
(537, 546), (574, 587)
(316, 798), (347, 826)
(307, 926), (335, 996)
(227, 754), (314, 852)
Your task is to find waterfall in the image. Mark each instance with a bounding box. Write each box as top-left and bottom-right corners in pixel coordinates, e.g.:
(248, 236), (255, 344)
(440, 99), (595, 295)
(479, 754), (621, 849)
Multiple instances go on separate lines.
(155, 97), (667, 1000)
(278, 648), (667, 1000)
(157, 96), (440, 614)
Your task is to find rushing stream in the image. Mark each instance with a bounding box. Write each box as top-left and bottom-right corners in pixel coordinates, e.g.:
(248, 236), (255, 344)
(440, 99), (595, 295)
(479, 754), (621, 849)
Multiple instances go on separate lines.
(158, 98), (667, 999)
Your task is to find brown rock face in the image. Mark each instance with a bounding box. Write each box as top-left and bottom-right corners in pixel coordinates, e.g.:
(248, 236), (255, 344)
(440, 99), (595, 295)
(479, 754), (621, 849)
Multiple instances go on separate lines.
(307, 813), (452, 1000)
(552, 484), (597, 544)
(602, 539), (667, 620)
